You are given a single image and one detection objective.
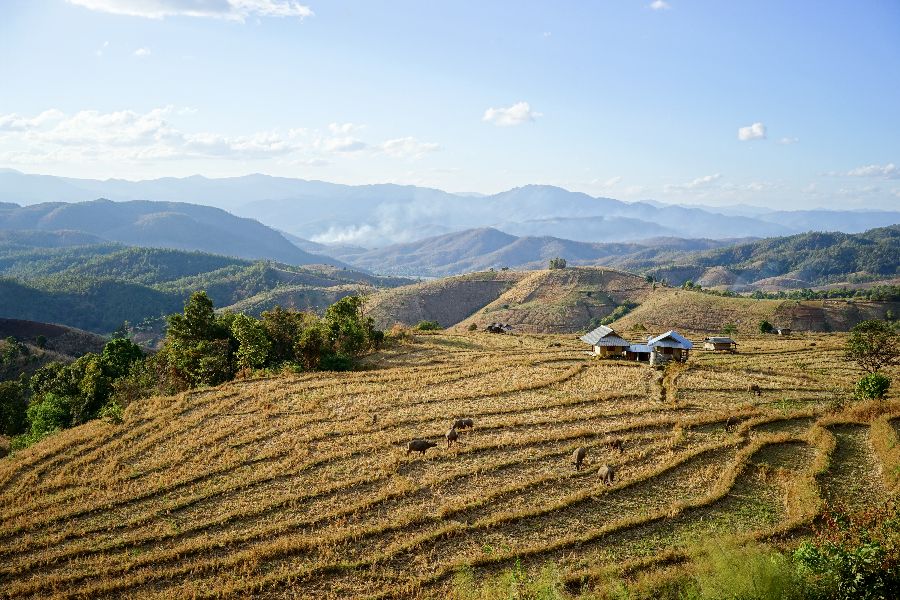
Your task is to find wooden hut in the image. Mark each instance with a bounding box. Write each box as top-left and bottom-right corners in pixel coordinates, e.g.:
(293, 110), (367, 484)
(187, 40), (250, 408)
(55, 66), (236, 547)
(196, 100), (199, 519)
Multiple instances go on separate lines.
(580, 325), (630, 358)
(647, 330), (693, 365)
(703, 336), (737, 352)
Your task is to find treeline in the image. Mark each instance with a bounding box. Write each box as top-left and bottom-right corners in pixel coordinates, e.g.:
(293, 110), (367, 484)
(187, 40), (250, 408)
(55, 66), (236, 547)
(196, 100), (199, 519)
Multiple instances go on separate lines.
(687, 284), (900, 302)
(0, 292), (383, 452)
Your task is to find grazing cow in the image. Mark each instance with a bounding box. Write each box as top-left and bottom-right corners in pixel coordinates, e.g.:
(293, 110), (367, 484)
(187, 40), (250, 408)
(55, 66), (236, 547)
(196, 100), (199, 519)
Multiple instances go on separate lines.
(598, 464), (615, 486)
(445, 426), (459, 448)
(453, 418), (474, 431)
(747, 384), (761, 397)
(572, 447), (587, 471)
(606, 439), (624, 454)
(406, 439), (437, 456)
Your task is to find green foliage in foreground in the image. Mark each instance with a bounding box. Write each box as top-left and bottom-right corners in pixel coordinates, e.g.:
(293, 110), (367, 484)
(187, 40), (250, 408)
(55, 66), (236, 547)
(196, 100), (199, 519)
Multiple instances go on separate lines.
(414, 320), (442, 331)
(6, 291), (383, 452)
(855, 373), (891, 400)
(452, 504), (899, 600)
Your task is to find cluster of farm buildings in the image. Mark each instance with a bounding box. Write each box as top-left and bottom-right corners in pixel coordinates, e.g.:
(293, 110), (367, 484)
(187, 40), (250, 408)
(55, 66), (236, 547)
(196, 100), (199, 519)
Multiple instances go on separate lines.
(580, 325), (740, 365)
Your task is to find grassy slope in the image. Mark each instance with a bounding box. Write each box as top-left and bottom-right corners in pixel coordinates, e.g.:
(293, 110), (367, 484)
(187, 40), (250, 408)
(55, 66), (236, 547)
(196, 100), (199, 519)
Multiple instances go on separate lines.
(612, 288), (900, 336)
(0, 333), (896, 598)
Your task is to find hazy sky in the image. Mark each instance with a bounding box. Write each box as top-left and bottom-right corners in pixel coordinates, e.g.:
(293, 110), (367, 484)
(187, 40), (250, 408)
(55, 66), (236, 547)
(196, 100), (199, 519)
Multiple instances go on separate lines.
(1, 0), (899, 209)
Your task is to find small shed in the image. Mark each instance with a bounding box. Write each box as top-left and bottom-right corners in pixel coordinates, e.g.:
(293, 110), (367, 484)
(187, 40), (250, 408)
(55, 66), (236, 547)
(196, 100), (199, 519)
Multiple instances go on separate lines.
(703, 336), (737, 352)
(580, 325), (630, 358)
(647, 330), (693, 364)
(625, 343), (651, 362)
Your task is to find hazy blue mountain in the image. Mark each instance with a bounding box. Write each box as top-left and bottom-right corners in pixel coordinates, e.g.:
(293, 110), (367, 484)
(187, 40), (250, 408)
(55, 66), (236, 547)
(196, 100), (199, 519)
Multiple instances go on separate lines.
(325, 227), (741, 277)
(0, 199), (348, 267)
(3, 170), (900, 247)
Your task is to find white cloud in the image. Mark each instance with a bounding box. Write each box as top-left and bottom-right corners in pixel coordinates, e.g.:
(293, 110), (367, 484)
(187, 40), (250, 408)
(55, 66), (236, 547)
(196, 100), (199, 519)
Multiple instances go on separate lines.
(0, 109), (65, 132)
(95, 40), (109, 56)
(327, 122), (363, 135)
(738, 122), (766, 141)
(650, 1), (671, 10)
(846, 163), (898, 179)
(665, 173), (721, 192)
(482, 101), (542, 127)
(321, 136), (367, 153)
(777, 136), (799, 145)
(66, 0), (313, 21)
(380, 136), (440, 159)
(0, 107), (437, 167)
(133, 46), (151, 57)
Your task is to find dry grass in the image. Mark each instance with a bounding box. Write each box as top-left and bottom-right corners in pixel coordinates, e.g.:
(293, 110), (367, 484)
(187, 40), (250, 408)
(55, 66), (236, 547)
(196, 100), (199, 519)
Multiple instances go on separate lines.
(0, 331), (897, 599)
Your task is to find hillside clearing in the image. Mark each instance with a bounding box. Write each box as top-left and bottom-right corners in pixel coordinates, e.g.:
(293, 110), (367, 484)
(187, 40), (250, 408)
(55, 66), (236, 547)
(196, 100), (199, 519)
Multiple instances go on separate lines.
(0, 331), (897, 598)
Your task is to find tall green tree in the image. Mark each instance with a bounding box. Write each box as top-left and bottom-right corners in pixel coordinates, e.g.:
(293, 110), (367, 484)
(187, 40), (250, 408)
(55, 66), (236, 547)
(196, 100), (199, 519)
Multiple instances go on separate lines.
(845, 320), (899, 373)
(231, 313), (271, 370)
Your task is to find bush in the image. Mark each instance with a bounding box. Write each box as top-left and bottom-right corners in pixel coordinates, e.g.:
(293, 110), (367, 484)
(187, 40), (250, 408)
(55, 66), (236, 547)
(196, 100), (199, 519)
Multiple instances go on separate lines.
(25, 392), (72, 440)
(759, 320), (775, 334)
(793, 503), (900, 600)
(548, 257), (567, 269)
(319, 352), (353, 372)
(855, 373), (891, 400)
(415, 320), (442, 331)
(688, 539), (807, 600)
(468, 323), (478, 332)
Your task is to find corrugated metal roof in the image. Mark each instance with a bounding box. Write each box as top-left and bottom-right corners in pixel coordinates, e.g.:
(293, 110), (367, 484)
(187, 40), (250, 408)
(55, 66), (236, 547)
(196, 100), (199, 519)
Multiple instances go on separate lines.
(648, 330), (693, 349)
(580, 325), (628, 346)
(628, 344), (651, 353)
(704, 337), (736, 344)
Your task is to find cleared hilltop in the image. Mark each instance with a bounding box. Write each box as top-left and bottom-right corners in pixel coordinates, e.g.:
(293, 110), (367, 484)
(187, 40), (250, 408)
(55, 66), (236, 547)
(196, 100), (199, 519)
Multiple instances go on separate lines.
(366, 266), (899, 334)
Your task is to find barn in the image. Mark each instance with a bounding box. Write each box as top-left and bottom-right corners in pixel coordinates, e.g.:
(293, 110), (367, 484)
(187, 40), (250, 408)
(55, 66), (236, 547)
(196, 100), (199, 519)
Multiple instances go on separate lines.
(703, 336), (737, 352)
(580, 325), (630, 358)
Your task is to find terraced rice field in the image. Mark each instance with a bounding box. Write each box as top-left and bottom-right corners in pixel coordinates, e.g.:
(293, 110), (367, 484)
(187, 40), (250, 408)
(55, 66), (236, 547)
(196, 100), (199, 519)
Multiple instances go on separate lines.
(0, 332), (897, 598)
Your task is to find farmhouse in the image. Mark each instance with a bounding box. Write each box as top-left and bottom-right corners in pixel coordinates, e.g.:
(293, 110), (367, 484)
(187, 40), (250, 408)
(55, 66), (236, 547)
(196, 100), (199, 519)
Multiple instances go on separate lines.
(647, 330), (693, 365)
(703, 336), (737, 352)
(580, 325), (630, 357)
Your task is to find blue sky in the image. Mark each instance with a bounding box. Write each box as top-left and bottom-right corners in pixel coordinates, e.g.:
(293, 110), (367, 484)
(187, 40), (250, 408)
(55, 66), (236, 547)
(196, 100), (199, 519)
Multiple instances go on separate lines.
(1, 0), (898, 209)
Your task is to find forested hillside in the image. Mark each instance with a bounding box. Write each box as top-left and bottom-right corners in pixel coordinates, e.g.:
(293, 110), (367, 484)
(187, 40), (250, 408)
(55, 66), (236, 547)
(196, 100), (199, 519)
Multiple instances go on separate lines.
(644, 225), (900, 289)
(0, 240), (409, 335)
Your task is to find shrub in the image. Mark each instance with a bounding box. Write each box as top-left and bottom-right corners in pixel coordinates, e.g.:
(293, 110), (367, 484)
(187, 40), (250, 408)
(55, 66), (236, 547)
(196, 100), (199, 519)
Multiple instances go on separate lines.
(100, 338), (144, 379)
(759, 320), (775, 334)
(98, 400), (124, 424)
(548, 257), (567, 269)
(26, 392), (72, 440)
(415, 320), (442, 331)
(793, 503), (900, 600)
(855, 373), (891, 400)
(319, 352), (353, 372)
(468, 323), (478, 332)
(720, 323), (738, 336)
(688, 539), (806, 600)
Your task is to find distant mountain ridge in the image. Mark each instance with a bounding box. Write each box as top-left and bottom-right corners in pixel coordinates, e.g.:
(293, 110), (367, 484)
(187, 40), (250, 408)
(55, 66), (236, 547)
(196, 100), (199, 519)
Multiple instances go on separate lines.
(0, 198), (348, 267)
(3, 170), (899, 247)
(325, 225), (900, 289)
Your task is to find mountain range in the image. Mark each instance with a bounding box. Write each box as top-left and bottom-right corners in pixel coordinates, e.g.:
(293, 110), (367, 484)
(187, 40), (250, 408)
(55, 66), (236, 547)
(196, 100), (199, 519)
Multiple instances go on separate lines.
(0, 198), (347, 267)
(3, 169), (900, 248)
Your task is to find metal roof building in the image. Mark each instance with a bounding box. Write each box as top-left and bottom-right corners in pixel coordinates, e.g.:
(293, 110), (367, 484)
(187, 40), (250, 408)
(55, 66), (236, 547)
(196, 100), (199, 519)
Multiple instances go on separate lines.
(581, 325), (631, 357)
(647, 330), (693, 350)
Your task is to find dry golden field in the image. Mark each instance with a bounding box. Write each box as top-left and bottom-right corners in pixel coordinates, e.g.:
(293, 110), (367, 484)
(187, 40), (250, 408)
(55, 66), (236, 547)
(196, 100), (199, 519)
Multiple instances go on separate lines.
(0, 331), (897, 599)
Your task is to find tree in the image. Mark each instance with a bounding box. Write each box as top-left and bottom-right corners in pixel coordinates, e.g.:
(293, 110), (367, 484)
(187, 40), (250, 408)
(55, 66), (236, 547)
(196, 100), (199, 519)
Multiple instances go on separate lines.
(324, 296), (379, 357)
(721, 323), (738, 336)
(548, 257), (567, 270)
(164, 291), (236, 387)
(231, 313), (271, 370)
(0, 381), (27, 436)
(845, 320), (899, 374)
(759, 320), (774, 334)
(100, 338), (144, 379)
